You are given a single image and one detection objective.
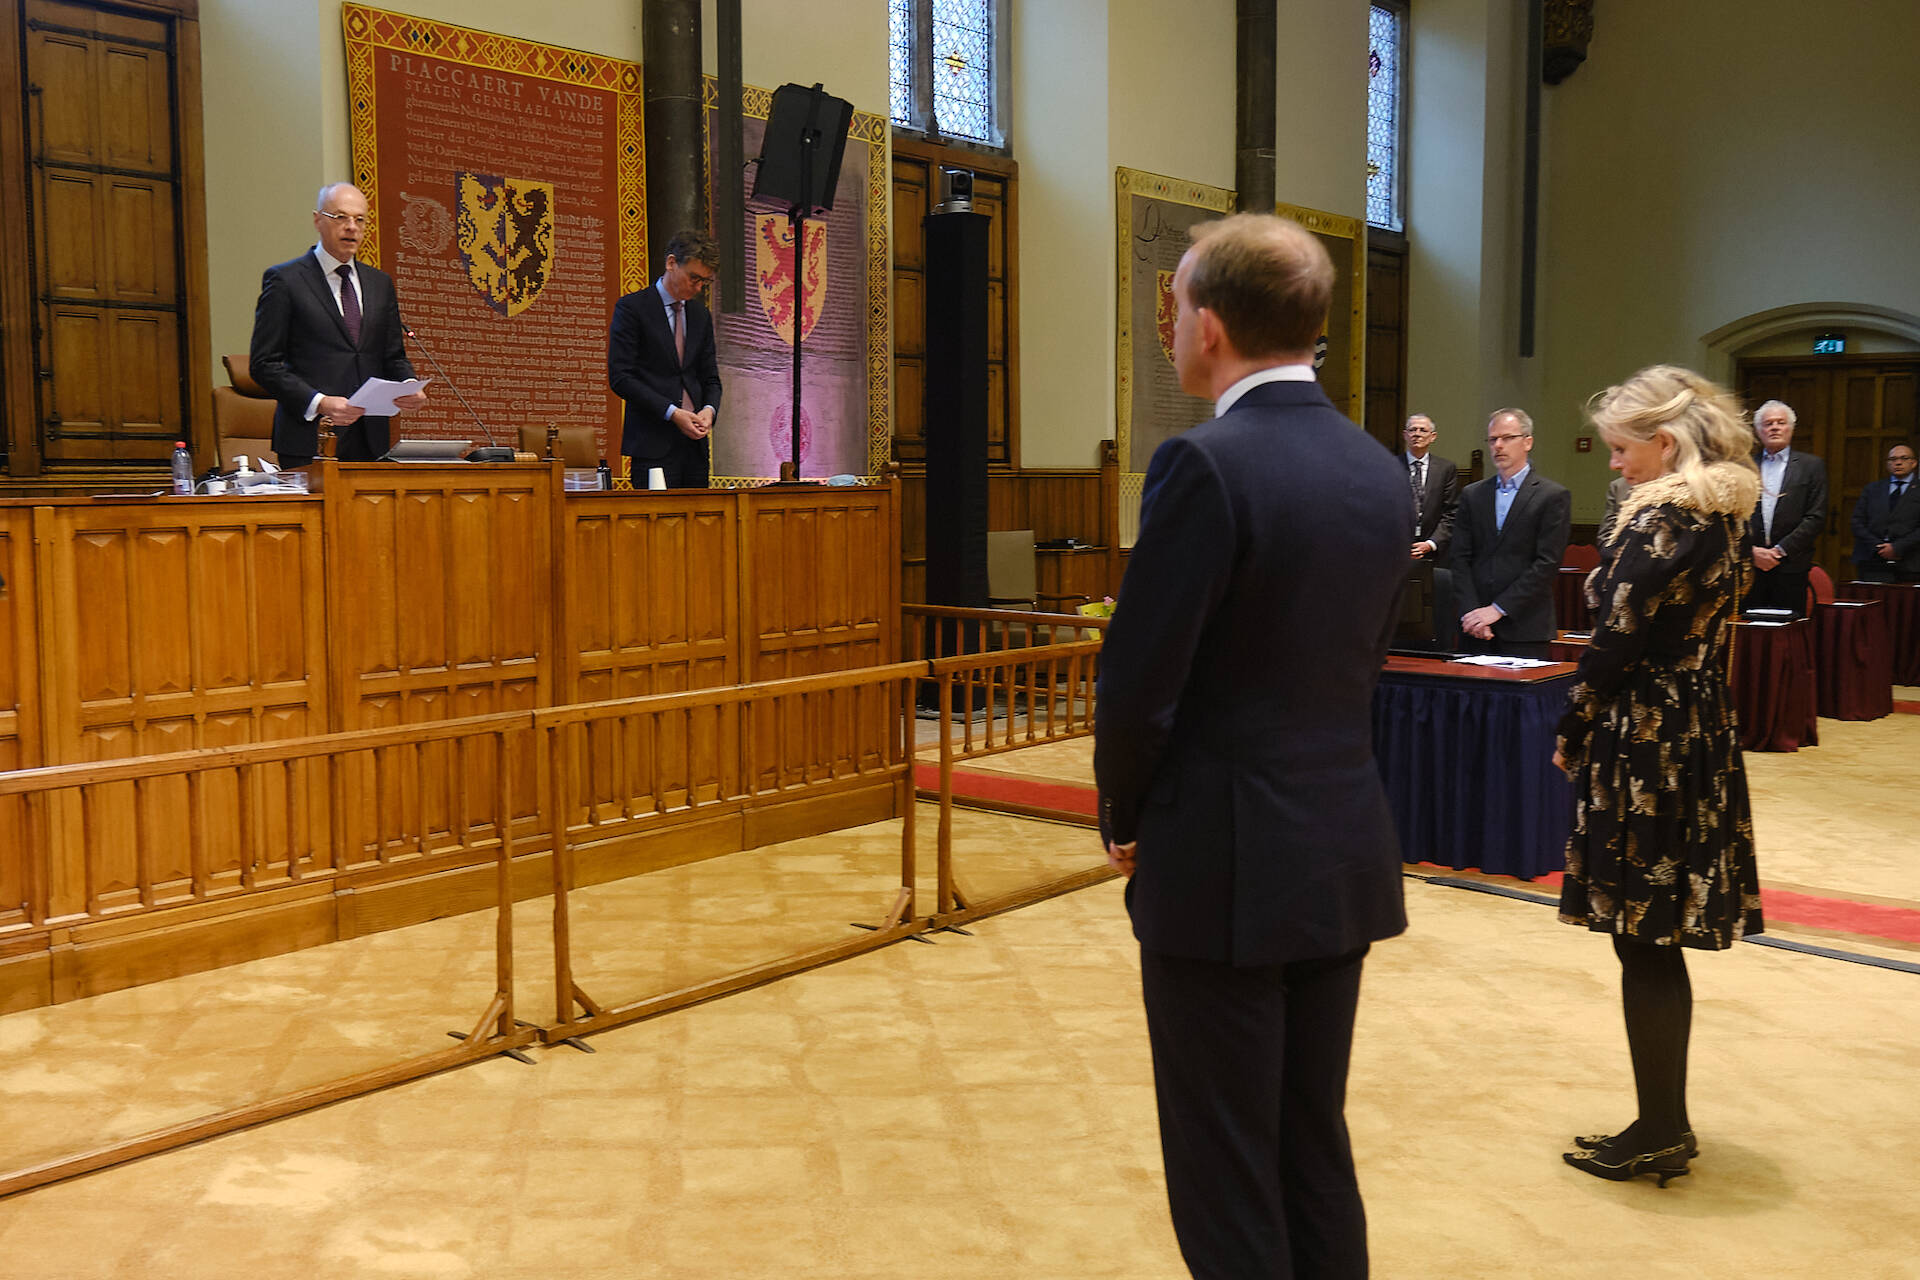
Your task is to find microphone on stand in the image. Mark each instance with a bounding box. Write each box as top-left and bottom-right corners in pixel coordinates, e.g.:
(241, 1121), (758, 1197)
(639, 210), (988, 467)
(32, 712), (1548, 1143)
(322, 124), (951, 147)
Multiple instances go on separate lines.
(401, 317), (516, 462)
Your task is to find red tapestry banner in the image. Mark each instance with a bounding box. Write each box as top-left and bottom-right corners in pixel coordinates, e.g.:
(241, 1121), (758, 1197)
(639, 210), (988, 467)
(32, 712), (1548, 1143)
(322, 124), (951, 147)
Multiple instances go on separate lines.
(703, 79), (890, 484)
(343, 5), (646, 459)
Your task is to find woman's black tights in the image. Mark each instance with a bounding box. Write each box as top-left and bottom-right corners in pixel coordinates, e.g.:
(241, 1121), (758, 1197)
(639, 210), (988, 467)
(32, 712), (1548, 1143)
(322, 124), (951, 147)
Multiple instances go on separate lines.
(1613, 934), (1692, 1144)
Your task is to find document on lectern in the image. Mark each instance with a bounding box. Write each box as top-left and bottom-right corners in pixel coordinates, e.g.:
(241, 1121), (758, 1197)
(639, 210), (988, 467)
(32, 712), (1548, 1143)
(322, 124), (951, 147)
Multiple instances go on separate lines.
(347, 377), (431, 415)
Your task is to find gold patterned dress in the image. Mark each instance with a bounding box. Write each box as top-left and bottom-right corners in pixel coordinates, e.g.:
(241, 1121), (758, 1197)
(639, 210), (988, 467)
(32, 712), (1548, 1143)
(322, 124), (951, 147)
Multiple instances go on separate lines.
(1556, 469), (1763, 949)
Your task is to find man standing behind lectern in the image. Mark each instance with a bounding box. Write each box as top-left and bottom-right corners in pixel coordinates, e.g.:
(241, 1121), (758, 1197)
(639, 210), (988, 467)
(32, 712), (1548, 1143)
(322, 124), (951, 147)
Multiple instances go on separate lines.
(249, 183), (426, 468)
(609, 230), (723, 488)
(1095, 214), (1410, 1280)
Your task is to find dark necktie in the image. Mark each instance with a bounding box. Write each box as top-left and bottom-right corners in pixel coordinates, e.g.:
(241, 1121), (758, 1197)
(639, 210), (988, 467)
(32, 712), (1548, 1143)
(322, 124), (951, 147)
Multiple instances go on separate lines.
(1409, 458), (1424, 522)
(336, 264), (362, 345)
(671, 301), (692, 409)
(1893, 480), (1908, 505)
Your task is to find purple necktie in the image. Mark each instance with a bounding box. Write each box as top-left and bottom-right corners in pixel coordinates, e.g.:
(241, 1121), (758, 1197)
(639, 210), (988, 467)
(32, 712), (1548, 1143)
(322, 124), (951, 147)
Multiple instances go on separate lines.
(336, 264), (362, 345)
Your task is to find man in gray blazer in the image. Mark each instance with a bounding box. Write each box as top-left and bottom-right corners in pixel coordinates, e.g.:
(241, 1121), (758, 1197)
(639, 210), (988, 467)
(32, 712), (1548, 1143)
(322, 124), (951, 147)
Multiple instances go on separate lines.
(1096, 214), (1409, 1280)
(1451, 408), (1573, 658)
(1744, 399), (1828, 614)
(249, 183), (426, 467)
(1403, 413), (1459, 562)
(1850, 442), (1920, 581)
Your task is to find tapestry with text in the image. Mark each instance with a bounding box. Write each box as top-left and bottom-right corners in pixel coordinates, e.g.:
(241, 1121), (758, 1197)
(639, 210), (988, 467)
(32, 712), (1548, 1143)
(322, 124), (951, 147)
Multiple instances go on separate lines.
(1115, 167), (1235, 546)
(343, 5), (646, 460)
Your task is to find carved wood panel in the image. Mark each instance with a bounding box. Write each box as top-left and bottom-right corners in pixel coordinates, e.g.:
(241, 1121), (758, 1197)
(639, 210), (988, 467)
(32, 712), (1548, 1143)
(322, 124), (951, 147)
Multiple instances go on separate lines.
(0, 508), (40, 930)
(25, 0), (184, 464)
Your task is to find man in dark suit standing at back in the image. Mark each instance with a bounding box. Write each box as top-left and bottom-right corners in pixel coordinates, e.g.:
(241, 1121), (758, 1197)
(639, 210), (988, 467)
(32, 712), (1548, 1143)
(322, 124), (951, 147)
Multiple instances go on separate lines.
(1849, 442), (1919, 582)
(1095, 214), (1411, 1280)
(608, 229), (724, 488)
(1744, 399), (1828, 614)
(1402, 413), (1458, 563)
(249, 182), (426, 468)
(1452, 408), (1572, 659)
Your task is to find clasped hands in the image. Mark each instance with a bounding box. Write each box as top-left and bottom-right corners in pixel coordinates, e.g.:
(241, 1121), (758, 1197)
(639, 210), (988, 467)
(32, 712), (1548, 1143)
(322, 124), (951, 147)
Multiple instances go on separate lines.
(1751, 545), (1784, 571)
(673, 406), (715, 441)
(1105, 840), (1137, 879)
(1459, 605), (1502, 641)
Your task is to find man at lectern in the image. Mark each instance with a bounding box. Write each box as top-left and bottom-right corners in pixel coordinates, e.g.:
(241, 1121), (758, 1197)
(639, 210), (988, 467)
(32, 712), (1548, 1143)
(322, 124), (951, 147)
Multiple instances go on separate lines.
(249, 182), (427, 467)
(609, 230), (724, 488)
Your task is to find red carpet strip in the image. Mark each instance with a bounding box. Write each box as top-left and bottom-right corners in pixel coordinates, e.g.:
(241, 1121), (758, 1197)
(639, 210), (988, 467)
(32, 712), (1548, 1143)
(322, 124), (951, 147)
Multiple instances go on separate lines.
(921, 764), (1920, 948)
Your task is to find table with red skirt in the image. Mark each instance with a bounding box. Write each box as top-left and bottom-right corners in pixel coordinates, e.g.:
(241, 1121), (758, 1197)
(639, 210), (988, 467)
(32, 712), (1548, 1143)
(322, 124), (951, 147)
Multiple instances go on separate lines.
(1838, 580), (1920, 685)
(1551, 621), (1825, 751)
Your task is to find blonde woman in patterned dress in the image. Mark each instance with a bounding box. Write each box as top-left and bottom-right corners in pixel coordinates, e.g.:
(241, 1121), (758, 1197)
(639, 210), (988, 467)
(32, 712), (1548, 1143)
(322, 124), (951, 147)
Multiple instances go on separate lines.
(1551, 366), (1763, 1186)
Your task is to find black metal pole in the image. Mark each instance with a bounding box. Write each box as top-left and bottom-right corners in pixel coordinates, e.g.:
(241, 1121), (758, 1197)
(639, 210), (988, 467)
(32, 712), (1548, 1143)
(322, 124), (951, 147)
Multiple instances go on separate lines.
(643, 0), (705, 248)
(784, 131), (816, 482)
(1235, 0), (1277, 212)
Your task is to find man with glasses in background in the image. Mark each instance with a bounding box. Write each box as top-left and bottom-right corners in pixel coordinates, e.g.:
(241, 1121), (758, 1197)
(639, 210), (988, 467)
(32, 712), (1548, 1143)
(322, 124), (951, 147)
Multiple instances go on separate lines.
(250, 183), (427, 468)
(1451, 408), (1572, 658)
(609, 229), (725, 488)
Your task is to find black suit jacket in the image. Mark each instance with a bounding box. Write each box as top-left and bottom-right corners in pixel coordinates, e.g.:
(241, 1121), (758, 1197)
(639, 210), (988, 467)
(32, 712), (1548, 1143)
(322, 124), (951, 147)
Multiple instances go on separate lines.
(1748, 451), (1828, 572)
(248, 251), (415, 459)
(608, 284), (724, 461)
(1850, 475), (1920, 572)
(1406, 451), (1459, 559)
(1451, 468), (1573, 644)
(1094, 380), (1410, 966)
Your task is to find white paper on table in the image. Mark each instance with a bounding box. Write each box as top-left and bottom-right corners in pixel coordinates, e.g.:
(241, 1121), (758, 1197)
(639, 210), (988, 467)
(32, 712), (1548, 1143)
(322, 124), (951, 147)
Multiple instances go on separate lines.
(1452, 655), (1558, 668)
(347, 377), (431, 415)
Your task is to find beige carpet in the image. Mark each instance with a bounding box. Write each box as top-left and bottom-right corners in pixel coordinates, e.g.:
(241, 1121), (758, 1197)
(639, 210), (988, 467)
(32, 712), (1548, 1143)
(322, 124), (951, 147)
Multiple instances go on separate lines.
(0, 720), (1916, 1278)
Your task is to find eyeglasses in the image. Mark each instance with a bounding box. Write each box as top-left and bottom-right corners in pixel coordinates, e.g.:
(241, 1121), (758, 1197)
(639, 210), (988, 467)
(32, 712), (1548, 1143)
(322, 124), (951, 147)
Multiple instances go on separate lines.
(317, 210), (371, 228)
(1486, 433), (1527, 445)
(683, 266), (716, 286)
(1403, 424), (1435, 435)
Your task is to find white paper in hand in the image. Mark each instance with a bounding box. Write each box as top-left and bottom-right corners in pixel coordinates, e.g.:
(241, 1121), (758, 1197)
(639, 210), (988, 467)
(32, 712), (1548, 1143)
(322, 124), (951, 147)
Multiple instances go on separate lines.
(348, 377), (431, 415)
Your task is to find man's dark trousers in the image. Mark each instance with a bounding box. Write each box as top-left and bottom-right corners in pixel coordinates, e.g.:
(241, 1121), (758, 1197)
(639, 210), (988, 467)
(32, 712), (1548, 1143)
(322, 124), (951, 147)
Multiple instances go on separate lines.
(1142, 945), (1371, 1280)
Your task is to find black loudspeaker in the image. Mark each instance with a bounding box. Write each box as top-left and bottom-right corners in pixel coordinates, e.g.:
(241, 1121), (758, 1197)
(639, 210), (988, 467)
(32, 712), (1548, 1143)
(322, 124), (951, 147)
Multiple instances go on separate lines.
(923, 210), (991, 610)
(752, 83), (854, 212)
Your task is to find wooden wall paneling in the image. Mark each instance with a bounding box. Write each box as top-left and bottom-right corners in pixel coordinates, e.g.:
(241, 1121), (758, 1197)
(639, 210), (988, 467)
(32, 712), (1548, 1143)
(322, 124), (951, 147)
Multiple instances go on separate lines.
(0, 0), (40, 475)
(38, 497), (330, 921)
(560, 488), (738, 827)
(23, 0), (183, 466)
(1363, 235), (1409, 452)
(0, 506), (44, 932)
(890, 158), (929, 464)
(325, 464), (553, 871)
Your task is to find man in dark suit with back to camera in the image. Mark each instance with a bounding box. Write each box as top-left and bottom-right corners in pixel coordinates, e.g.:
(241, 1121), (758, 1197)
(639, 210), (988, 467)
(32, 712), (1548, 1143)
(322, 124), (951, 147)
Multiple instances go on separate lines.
(1451, 408), (1572, 659)
(1744, 399), (1828, 614)
(1849, 442), (1920, 582)
(608, 229), (723, 488)
(1095, 213), (1411, 1280)
(249, 182), (427, 468)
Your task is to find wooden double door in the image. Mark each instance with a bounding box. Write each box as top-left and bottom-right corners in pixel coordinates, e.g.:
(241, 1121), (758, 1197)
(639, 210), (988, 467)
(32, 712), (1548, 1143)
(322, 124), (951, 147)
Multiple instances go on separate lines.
(1736, 355), (1920, 586)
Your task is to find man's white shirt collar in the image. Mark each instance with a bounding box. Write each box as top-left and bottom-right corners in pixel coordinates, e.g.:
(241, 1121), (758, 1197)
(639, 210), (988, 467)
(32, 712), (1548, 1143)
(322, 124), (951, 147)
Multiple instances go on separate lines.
(314, 244), (356, 278)
(1215, 364), (1315, 417)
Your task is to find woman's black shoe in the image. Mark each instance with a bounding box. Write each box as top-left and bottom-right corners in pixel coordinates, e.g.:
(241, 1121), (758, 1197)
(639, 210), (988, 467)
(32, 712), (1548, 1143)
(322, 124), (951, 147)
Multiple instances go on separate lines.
(1563, 1135), (1693, 1187)
(1574, 1129), (1697, 1157)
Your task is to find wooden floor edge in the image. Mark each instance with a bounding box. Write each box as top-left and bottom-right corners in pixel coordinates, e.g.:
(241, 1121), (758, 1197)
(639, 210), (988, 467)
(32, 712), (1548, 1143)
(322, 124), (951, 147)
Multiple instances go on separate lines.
(0, 1022), (541, 1201)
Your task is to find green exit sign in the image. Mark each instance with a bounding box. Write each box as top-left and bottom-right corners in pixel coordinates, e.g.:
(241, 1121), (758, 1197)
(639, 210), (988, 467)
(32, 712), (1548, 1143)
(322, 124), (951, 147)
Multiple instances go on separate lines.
(1813, 332), (1846, 354)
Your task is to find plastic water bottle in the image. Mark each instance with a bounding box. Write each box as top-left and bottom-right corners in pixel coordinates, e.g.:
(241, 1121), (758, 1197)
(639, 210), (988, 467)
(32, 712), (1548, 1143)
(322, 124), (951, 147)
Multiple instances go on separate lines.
(597, 459), (611, 490)
(170, 441), (193, 495)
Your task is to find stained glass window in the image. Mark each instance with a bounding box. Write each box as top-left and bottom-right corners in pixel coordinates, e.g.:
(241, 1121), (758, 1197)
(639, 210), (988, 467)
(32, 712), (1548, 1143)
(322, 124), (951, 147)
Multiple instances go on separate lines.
(1367, 3), (1405, 231)
(889, 0), (1003, 147)
(889, 0), (915, 131)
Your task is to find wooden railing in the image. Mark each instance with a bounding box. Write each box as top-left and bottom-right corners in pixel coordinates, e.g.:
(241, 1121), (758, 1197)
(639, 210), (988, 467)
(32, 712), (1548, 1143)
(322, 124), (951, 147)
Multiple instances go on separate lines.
(0, 623), (1113, 1199)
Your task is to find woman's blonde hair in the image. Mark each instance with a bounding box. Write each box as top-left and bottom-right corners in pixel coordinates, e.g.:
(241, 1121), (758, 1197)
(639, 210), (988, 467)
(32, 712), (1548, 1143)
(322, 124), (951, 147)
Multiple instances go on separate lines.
(1586, 365), (1759, 513)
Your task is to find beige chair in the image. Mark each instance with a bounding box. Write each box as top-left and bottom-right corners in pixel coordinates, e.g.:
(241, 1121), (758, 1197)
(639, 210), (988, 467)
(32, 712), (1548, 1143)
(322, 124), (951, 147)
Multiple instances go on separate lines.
(518, 423), (601, 467)
(213, 354), (278, 469)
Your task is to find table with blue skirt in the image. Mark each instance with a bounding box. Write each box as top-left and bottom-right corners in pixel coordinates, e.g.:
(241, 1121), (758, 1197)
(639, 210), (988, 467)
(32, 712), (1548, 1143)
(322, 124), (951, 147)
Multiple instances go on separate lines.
(1372, 655), (1579, 880)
